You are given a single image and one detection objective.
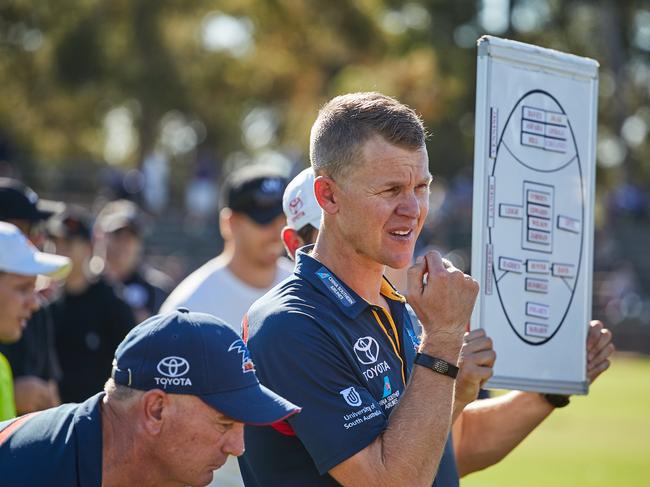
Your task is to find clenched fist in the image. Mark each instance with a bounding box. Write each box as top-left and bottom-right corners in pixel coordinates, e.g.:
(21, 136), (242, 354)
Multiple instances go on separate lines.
(407, 251), (479, 356)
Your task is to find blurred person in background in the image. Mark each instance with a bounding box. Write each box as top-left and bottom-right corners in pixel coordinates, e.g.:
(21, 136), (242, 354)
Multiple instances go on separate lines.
(94, 199), (173, 322)
(0, 178), (65, 415)
(161, 165), (291, 487)
(47, 207), (136, 403)
(281, 167), (321, 258)
(0, 222), (70, 420)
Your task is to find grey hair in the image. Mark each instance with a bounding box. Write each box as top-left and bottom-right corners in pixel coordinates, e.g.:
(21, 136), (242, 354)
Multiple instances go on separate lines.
(104, 378), (142, 403)
(309, 92), (427, 180)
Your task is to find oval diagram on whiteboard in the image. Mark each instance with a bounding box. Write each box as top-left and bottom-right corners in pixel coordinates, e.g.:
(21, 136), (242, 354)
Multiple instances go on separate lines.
(489, 90), (584, 345)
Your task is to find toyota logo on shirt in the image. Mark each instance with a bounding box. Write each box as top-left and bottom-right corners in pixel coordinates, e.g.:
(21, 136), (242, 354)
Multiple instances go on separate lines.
(353, 336), (380, 365)
(157, 356), (190, 377)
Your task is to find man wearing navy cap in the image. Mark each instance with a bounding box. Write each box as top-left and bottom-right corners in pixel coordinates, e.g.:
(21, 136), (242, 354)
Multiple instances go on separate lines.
(0, 308), (300, 487)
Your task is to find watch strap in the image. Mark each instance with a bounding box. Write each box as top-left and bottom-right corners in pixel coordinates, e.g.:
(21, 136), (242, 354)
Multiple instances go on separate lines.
(542, 393), (571, 408)
(414, 353), (459, 379)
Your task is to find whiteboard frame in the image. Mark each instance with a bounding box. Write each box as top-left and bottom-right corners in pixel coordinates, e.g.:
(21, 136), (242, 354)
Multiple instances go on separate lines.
(470, 36), (599, 395)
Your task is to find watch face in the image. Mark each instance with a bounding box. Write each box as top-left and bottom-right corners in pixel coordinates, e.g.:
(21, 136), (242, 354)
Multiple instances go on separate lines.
(433, 360), (449, 374)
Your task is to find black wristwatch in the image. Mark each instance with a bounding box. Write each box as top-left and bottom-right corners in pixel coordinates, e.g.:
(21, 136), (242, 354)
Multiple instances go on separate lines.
(414, 353), (459, 379)
(542, 393), (571, 408)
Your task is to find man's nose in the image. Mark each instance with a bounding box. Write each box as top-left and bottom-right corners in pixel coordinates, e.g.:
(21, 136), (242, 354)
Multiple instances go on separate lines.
(223, 424), (245, 457)
(395, 191), (421, 219)
(27, 291), (40, 312)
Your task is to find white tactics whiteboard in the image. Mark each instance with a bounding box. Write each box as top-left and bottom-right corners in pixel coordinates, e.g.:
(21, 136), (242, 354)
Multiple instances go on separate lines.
(470, 36), (598, 394)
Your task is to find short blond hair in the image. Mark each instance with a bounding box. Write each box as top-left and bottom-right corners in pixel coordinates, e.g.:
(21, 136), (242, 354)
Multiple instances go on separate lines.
(309, 92), (427, 179)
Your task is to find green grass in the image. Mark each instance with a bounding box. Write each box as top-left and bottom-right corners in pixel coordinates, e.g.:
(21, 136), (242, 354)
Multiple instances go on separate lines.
(461, 354), (650, 487)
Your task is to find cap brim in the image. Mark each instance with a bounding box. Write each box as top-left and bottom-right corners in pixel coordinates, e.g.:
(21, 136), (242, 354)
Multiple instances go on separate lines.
(99, 217), (141, 235)
(9, 251), (72, 279)
(200, 383), (301, 426)
(243, 206), (284, 225)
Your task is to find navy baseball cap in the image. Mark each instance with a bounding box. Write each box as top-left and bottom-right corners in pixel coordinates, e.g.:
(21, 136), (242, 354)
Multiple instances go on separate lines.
(220, 165), (288, 225)
(0, 178), (64, 222)
(111, 308), (301, 425)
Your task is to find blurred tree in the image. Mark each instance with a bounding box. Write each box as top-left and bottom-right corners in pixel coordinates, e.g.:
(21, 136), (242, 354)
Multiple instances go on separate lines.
(0, 0), (646, 197)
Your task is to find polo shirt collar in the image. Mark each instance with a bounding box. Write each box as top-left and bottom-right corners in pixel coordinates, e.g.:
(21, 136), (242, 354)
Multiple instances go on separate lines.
(73, 392), (104, 487)
(294, 246), (406, 319)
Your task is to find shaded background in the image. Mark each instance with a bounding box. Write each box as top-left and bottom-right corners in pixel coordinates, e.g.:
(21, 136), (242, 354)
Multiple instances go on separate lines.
(1, 0), (648, 350)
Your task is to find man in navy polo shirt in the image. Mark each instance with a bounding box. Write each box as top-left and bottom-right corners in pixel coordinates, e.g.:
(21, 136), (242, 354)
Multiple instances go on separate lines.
(240, 92), (480, 486)
(240, 92), (614, 486)
(0, 309), (300, 487)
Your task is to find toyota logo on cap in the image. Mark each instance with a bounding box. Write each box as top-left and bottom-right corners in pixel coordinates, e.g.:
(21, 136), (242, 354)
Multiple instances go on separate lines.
(157, 356), (190, 377)
(353, 336), (380, 365)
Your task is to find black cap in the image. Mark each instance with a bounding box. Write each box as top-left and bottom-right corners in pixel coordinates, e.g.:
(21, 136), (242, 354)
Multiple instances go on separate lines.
(95, 199), (145, 236)
(220, 166), (288, 225)
(46, 205), (93, 241)
(0, 178), (64, 223)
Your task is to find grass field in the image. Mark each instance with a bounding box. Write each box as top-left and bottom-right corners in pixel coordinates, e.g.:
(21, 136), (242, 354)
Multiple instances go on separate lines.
(461, 353), (650, 487)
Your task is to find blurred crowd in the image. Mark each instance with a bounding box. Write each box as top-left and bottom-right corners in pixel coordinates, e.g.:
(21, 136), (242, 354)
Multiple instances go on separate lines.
(0, 167), (294, 486)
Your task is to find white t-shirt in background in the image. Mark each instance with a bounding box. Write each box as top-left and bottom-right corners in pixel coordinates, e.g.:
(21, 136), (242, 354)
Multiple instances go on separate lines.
(161, 257), (293, 332)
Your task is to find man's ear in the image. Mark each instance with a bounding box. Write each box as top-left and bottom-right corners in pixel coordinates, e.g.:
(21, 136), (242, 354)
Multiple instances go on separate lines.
(141, 390), (168, 436)
(219, 208), (234, 241)
(314, 176), (339, 215)
(281, 226), (304, 260)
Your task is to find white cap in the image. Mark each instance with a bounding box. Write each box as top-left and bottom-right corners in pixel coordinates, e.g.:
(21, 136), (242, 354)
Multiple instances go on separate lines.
(0, 222), (71, 278)
(282, 168), (322, 231)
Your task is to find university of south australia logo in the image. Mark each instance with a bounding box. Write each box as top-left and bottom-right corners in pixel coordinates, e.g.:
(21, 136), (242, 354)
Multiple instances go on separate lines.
(340, 386), (362, 407)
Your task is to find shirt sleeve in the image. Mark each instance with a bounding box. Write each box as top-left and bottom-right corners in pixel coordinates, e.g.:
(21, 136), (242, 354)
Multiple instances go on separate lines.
(248, 311), (388, 475)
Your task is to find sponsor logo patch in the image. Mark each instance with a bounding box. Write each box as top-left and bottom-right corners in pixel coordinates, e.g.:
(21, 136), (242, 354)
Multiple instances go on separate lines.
(362, 360), (391, 381)
(353, 336), (379, 365)
(342, 403), (382, 430)
(228, 339), (256, 373)
(340, 386), (362, 407)
(316, 267), (356, 307)
(155, 356), (192, 388)
(382, 376), (392, 398)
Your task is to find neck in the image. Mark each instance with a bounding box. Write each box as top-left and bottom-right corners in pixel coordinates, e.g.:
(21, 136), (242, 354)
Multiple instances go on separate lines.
(311, 226), (385, 306)
(65, 267), (90, 294)
(102, 401), (176, 487)
(109, 265), (133, 283)
(221, 244), (277, 289)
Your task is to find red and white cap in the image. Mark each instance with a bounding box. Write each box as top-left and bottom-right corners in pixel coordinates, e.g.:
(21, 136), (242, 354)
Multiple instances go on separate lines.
(0, 222), (71, 278)
(282, 168), (322, 231)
